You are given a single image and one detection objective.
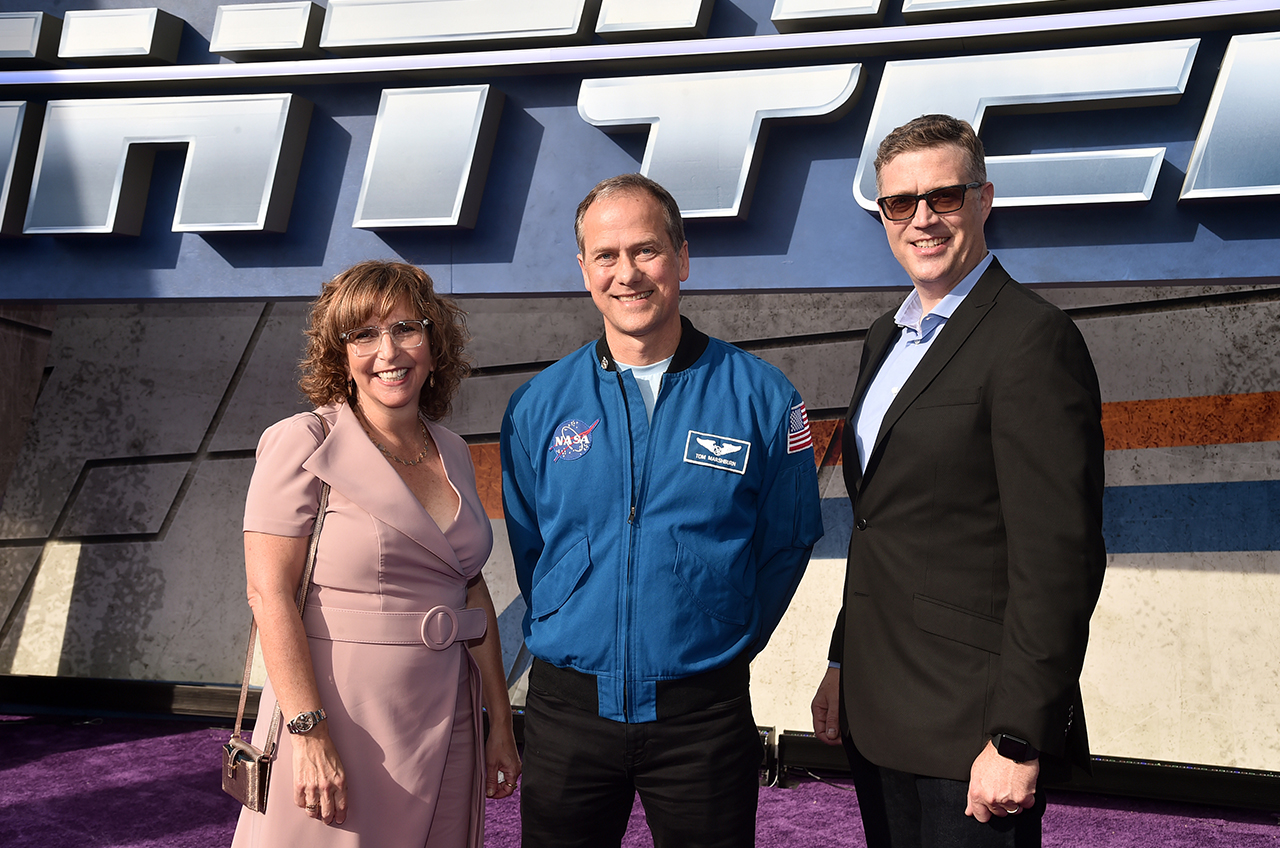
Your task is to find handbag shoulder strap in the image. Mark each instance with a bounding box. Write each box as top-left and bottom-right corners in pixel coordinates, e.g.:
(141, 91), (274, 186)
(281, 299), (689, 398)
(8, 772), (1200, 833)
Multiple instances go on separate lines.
(231, 410), (332, 747)
(293, 412), (331, 613)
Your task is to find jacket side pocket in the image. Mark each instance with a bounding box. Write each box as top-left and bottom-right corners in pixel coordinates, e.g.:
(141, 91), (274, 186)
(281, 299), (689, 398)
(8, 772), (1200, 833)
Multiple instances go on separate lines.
(529, 536), (592, 619)
(913, 594), (1003, 654)
(673, 543), (750, 626)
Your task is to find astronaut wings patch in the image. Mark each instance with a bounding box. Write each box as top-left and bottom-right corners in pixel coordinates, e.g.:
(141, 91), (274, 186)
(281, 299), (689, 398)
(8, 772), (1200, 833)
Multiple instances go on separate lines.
(684, 431), (750, 475)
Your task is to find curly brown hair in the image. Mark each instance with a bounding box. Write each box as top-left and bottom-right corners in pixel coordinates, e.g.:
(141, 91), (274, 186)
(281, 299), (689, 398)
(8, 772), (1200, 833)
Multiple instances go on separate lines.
(298, 261), (470, 421)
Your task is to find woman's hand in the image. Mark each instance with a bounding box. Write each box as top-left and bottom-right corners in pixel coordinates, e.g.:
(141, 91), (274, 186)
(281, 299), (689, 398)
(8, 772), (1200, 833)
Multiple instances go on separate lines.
(291, 725), (348, 825)
(484, 718), (521, 800)
(465, 573), (521, 800)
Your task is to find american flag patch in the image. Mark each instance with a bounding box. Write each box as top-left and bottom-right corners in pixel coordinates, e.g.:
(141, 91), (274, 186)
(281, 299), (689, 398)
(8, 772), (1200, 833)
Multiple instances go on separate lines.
(787, 402), (812, 454)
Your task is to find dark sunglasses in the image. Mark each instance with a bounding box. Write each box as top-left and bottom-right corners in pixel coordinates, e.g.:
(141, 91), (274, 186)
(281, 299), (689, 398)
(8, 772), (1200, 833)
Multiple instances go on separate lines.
(876, 182), (983, 222)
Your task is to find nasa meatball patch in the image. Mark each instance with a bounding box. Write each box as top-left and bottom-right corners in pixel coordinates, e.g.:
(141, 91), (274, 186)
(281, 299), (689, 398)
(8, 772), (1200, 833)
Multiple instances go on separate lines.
(548, 418), (600, 462)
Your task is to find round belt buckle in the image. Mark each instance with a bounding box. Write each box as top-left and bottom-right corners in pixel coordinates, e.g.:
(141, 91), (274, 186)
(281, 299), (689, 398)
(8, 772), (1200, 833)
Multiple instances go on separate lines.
(421, 605), (459, 650)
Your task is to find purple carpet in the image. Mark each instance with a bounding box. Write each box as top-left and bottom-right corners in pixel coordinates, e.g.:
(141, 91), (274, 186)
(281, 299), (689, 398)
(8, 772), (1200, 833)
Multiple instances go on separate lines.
(1, 716), (1276, 847)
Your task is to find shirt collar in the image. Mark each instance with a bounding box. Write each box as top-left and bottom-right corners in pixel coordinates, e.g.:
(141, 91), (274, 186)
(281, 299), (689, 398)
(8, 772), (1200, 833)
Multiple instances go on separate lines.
(894, 253), (995, 332)
(594, 315), (709, 374)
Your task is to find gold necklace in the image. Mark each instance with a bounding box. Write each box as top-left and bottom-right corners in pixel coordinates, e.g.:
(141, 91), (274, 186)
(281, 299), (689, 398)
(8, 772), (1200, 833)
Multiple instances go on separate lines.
(370, 418), (431, 466)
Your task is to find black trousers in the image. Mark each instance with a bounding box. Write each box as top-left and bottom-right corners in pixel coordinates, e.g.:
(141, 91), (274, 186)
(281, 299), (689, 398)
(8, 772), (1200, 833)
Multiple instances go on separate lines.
(520, 673), (762, 848)
(842, 735), (1046, 848)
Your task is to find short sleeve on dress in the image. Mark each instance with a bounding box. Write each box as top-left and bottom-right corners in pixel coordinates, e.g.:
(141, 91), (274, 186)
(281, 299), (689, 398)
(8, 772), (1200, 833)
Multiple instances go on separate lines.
(244, 412), (325, 538)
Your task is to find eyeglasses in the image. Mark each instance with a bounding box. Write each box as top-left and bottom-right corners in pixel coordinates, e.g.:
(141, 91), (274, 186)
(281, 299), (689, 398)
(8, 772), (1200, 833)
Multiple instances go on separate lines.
(340, 319), (429, 357)
(876, 182), (983, 222)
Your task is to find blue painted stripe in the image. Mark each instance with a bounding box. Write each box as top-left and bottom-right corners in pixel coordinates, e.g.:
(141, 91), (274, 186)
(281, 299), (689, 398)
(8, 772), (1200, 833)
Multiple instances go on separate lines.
(1103, 481), (1280, 554)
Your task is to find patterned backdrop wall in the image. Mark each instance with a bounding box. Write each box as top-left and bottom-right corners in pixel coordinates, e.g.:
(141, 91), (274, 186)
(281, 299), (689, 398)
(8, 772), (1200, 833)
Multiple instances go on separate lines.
(2, 0), (1278, 775)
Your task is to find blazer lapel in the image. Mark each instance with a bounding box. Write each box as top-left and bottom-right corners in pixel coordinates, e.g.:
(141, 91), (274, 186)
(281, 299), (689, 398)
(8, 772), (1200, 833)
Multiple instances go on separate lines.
(843, 312), (900, 493)
(850, 317), (899, 419)
(864, 259), (1012, 475)
(303, 402), (464, 575)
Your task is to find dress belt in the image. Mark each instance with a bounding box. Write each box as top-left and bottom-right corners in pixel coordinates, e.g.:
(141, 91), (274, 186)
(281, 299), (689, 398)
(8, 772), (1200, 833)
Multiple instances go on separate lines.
(303, 605), (486, 650)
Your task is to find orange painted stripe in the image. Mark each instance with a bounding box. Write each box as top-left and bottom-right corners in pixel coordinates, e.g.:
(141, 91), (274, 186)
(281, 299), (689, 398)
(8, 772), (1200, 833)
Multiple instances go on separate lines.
(469, 392), (1280, 518)
(469, 442), (504, 519)
(810, 419), (842, 469)
(1102, 392), (1280, 451)
(797, 392), (1280, 468)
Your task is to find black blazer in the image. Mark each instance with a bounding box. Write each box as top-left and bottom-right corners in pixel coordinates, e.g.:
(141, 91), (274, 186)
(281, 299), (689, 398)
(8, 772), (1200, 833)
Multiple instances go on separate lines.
(831, 258), (1106, 782)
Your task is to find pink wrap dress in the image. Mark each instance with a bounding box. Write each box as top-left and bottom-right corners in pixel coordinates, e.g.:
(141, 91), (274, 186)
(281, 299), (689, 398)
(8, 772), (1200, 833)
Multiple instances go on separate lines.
(230, 401), (493, 848)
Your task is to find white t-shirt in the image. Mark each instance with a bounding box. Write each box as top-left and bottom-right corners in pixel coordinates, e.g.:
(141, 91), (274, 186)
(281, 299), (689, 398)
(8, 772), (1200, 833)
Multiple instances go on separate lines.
(615, 356), (673, 424)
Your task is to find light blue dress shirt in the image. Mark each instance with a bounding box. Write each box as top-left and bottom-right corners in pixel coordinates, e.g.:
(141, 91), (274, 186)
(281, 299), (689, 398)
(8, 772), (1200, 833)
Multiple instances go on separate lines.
(853, 254), (994, 473)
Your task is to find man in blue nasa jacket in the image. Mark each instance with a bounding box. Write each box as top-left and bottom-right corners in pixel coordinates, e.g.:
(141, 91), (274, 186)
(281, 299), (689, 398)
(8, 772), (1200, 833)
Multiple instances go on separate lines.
(501, 173), (823, 847)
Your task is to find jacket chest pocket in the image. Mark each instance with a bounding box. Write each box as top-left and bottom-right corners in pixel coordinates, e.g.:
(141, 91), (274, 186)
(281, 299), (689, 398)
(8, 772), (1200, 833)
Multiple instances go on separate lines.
(913, 385), (982, 410)
(893, 386), (986, 458)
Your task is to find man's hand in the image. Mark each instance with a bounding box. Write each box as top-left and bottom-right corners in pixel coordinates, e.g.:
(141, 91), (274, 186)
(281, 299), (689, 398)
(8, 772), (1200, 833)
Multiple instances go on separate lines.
(810, 666), (843, 746)
(965, 741), (1038, 822)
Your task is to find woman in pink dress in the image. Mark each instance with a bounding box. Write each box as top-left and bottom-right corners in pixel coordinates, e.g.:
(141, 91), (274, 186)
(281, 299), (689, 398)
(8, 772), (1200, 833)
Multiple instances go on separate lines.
(231, 261), (519, 848)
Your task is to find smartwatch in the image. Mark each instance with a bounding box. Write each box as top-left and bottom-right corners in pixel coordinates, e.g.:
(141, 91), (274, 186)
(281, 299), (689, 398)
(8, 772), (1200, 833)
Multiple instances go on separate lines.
(287, 708), (327, 734)
(993, 733), (1039, 763)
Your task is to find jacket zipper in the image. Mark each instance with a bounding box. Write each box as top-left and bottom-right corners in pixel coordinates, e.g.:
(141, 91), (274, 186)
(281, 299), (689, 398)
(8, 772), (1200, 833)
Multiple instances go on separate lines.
(617, 370), (637, 720)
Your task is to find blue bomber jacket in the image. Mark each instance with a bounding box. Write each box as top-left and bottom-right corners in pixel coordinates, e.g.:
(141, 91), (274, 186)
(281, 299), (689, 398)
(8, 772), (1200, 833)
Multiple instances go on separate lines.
(500, 317), (824, 723)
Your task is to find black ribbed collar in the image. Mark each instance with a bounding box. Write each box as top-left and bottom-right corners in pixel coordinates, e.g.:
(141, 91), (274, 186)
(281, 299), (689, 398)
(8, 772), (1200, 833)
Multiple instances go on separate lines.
(594, 315), (710, 375)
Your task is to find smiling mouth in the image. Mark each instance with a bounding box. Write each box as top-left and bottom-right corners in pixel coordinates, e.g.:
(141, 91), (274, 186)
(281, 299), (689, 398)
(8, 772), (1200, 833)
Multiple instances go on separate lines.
(912, 237), (948, 249)
(376, 368), (408, 382)
(615, 291), (653, 303)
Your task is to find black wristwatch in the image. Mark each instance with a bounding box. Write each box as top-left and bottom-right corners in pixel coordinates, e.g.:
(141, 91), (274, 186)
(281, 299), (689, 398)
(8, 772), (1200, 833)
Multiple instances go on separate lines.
(993, 733), (1039, 763)
(287, 708), (327, 734)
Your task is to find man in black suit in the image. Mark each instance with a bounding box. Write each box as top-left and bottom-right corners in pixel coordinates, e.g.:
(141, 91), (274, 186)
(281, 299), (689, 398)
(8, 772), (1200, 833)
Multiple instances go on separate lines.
(810, 114), (1107, 847)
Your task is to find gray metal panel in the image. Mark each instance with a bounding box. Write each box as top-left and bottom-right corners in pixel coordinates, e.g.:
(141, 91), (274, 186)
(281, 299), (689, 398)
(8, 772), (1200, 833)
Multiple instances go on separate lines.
(1182, 31), (1280, 201)
(854, 39), (1199, 211)
(353, 84), (504, 228)
(23, 93), (312, 235)
(210, 2), (326, 61)
(58, 8), (184, 64)
(207, 302), (312, 453)
(579, 63), (862, 218)
(0, 302), (265, 541)
(60, 462), (190, 537)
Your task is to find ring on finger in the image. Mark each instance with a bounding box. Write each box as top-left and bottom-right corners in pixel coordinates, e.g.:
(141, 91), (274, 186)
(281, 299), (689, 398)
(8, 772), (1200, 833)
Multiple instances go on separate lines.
(1005, 806), (1020, 814)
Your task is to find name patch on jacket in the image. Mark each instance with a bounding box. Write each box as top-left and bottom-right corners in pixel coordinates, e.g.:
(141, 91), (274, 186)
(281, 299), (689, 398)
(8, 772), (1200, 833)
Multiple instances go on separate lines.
(549, 418), (599, 462)
(684, 431), (750, 475)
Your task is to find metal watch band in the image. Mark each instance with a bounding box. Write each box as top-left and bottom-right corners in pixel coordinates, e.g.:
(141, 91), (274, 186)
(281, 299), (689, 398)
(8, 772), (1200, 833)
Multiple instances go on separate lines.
(287, 708), (327, 734)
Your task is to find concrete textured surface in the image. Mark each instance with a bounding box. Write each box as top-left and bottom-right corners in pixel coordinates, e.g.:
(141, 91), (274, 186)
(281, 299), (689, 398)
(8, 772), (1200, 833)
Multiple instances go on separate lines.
(2, 285), (1279, 773)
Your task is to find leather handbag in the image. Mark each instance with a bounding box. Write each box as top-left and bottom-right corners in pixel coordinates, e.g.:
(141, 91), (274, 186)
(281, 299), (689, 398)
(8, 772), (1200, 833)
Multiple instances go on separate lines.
(222, 413), (330, 812)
